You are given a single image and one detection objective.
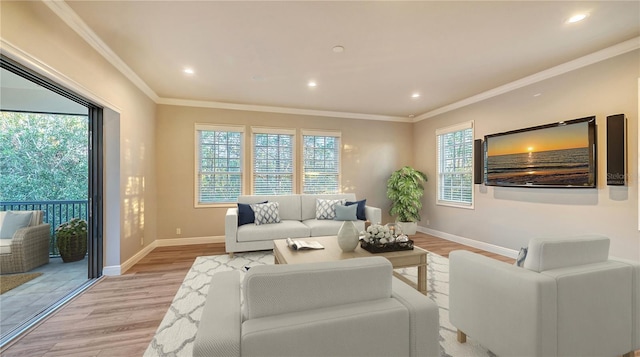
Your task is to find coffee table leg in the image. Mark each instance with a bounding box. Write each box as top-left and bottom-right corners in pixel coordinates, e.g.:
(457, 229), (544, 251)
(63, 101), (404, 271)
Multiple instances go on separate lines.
(417, 254), (427, 295)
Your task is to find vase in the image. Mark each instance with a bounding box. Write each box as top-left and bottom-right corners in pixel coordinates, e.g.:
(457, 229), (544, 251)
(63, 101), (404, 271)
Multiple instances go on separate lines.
(396, 221), (417, 235)
(337, 220), (359, 252)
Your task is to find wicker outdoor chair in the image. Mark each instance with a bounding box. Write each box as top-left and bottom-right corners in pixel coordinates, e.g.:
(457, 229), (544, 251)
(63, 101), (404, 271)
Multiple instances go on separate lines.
(0, 210), (50, 274)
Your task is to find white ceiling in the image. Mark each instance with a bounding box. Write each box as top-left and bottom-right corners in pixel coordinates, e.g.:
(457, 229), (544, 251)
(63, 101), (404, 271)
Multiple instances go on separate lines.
(53, 1), (640, 121)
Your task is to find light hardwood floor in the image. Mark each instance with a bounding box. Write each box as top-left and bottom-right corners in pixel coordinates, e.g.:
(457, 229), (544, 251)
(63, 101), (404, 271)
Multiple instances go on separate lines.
(2, 233), (637, 357)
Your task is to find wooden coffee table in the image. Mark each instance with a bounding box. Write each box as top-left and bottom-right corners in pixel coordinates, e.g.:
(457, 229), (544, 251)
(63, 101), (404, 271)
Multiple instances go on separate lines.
(273, 235), (428, 294)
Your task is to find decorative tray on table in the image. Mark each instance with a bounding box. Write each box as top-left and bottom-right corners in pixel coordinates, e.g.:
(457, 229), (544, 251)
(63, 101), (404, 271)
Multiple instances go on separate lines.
(360, 239), (414, 253)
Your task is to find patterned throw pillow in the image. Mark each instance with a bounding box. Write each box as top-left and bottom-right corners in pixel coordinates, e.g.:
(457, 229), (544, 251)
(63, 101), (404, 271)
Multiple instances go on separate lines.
(315, 199), (346, 220)
(254, 202), (281, 225)
(515, 247), (528, 267)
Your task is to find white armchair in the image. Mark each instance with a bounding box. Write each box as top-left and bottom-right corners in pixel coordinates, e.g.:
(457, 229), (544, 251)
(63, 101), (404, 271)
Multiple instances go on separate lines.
(449, 235), (640, 357)
(194, 256), (440, 357)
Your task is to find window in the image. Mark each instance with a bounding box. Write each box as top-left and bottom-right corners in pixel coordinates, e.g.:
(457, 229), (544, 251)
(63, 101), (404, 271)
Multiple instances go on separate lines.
(302, 130), (341, 194)
(436, 121), (474, 207)
(252, 127), (295, 195)
(195, 124), (244, 205)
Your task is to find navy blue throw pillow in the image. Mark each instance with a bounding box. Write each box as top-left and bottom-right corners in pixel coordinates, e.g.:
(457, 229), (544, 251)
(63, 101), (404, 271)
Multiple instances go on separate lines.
(238, 201), (267, 226)
(345, 199), (366, 221)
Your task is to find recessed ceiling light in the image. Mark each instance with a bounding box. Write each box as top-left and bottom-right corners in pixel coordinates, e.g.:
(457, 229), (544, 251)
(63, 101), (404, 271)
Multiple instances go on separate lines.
(183, 68), (195, 75)
(567, 13), (588, 23)
(411, 93), (420, 98)
(308, 81), (317, 87)
(533, 93), (542, 97)
(332, 45), (345, 53)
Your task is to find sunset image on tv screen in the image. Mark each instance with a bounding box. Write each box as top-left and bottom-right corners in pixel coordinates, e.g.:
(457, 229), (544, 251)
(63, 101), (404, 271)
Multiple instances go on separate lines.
(485, 120), (593, 186)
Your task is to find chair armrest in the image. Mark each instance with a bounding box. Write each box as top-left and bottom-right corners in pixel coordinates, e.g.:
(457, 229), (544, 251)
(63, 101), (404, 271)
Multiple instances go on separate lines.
(449, 250), (558, 357)
(542, 261), (637, 356)
(364, 205), (381, 224)
(12, 224), (50, 256)
(194, 271), (242, 357)
(610, 257), (640, 350)
(391, 277), (440, 357)
(225, 208), (239, 251)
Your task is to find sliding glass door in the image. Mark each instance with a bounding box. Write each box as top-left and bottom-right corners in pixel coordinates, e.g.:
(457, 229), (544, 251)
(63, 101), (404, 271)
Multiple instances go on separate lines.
(0, 56), (103, 345)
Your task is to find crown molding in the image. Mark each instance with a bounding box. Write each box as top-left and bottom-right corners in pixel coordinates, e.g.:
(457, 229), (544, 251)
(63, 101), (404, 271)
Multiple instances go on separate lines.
(42, 0), (159, 102)
(157, 97), (412, 122)
(414, 36), (640, 122)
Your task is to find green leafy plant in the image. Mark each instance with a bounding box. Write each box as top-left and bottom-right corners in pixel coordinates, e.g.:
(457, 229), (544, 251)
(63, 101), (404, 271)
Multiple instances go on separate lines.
(386, 166), (427, 222)
(55, 218), (87, 263)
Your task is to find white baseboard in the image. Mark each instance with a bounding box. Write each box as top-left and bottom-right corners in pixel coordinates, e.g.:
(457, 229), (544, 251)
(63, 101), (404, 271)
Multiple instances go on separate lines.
(103, 236), (225, 276)
(102, 265), (122, 276)
(155, 236), (225, 246)
(417, 226), (519, 259)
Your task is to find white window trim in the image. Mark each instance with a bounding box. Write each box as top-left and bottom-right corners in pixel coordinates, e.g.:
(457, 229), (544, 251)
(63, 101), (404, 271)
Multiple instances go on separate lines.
(436, 121), (475, 209)
(250, 127), (297, 195)
(194, 124), (245, 208)
(301, 129), (342, 194)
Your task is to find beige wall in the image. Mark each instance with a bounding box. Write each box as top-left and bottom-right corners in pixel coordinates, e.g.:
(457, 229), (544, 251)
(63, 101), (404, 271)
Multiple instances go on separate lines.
(1, 1), (157, 264)
(414, 50), (640, 260)
(156, 105), (413, 240)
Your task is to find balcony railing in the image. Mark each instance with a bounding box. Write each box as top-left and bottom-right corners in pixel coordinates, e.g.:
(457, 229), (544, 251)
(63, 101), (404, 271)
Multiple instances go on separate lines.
(0, 200), (88, 256)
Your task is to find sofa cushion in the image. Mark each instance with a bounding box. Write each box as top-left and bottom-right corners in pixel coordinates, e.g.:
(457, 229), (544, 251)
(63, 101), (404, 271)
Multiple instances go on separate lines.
(238, 195), (301, 221)
(254, 202), (281, 225)
(334, 204), (357, 221)
(303, 219), (365, 237)
(0, 239), (12, 254)
(524, 235), (610, 273)
(241, 298), (409, 357)
(315, 198), (346, 220)
(0, 211), (33, 239)
(300, 194), (357, 221)
(237, 220), (310, 242)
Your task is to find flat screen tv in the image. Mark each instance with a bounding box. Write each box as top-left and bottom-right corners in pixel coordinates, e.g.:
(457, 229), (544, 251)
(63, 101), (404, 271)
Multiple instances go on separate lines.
(484, 116), (597, 188)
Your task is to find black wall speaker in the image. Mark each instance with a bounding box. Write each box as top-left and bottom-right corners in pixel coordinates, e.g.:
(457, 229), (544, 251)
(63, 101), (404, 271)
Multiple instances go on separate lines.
(474, 139), (483, 184)
(606, 114), (626, 186)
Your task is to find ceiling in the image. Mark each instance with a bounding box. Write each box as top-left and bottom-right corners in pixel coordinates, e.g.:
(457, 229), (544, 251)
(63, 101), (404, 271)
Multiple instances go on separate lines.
(52, 1), (640, 121)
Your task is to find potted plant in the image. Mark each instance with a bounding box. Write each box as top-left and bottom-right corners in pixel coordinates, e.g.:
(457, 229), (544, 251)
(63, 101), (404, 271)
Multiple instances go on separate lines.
(386, 166), (427, 235)
(55, 218), (87, 262)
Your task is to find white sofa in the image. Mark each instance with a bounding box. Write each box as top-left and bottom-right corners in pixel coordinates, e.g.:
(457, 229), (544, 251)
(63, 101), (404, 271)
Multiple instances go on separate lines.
(225, 193), (381, 255)
(194, 256), (440, 357)
(449, 235), (640, 357)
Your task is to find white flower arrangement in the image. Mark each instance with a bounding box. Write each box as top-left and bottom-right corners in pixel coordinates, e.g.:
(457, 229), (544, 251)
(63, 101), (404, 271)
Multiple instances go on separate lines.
(364, 224), (393, 244)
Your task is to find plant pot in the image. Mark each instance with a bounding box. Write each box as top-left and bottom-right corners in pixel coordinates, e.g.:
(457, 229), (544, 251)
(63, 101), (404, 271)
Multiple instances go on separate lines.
(396, 221), (417, 235)
(57, 234), (87, 263)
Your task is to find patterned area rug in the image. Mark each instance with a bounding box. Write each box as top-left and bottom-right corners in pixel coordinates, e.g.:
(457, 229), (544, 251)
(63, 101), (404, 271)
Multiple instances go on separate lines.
(144, 251), (494, 357)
